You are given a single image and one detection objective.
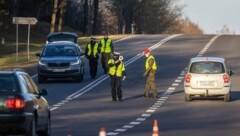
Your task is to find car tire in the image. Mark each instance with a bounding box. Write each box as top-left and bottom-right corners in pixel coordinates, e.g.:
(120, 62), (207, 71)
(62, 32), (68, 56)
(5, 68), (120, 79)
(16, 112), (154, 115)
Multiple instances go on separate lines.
(224, 92), (231, 102)
(38, 75), (47, 83)
(185, 93), (192, 102)
(38, 116), (51, 136)
(24, 118), (36, 136)
(76, 67), (84, 82)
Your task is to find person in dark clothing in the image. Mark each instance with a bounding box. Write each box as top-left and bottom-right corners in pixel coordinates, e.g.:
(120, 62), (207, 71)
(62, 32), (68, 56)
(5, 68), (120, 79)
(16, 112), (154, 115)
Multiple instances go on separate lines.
(85, 36), (100, 79)
(108, 52), (126, 101)
(100, 32), (114, 74)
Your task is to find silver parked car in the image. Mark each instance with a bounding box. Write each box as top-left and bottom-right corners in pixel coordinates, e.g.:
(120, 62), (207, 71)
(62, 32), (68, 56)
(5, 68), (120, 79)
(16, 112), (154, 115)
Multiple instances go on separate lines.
(184, 57), (234, 102)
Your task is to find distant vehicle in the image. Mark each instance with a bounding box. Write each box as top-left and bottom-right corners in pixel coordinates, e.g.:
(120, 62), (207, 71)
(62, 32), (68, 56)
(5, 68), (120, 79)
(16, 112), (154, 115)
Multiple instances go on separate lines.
(36, 41), (85, 83)
(46, 32), (78, 44)
(0, 70), (50, 136)
(184, 57), (233, 102)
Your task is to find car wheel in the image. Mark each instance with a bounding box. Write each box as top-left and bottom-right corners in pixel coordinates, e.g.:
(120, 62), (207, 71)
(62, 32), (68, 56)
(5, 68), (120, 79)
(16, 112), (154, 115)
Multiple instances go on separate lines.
(24, 118), (36, 136)
(224, 92), (231, 102)
(184, 93), (192, 102)
(38, 116), (51, 136)
(76, 67), (84, 82)
(38, 75), (47, 83)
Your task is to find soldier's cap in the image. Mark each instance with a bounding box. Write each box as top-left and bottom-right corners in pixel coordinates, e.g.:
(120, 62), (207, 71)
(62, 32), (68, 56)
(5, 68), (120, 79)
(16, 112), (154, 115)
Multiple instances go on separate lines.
(90, 36), (96, 40)
(103, 31), (109, 35)
(143, 48), (150, 54)
(113, 52), (120, 56)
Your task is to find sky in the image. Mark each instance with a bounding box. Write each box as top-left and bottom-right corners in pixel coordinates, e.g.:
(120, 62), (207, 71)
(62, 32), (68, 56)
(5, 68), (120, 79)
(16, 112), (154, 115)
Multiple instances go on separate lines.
(178, 0), (240, 34)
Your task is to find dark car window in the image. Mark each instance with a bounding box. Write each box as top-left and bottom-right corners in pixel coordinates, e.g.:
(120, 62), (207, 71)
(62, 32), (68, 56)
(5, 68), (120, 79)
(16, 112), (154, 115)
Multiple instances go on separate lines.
(27, 76), (39, 94)
(0, 74), (18, 93)
(19, 75), (35, 94)
(42, 45), (78, 57)
(190, 62), (225, 74)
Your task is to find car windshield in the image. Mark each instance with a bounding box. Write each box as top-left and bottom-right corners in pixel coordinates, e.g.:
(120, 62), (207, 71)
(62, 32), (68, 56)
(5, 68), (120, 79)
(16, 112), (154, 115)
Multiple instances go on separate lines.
(42, 45), (78, 57)
(190, 61), (225, 74)
(0, 74), (18, 94)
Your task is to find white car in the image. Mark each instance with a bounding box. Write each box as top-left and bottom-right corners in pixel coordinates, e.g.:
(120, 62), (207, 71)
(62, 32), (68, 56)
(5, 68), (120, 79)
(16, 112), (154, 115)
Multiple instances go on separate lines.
(184, 57), (234, 102)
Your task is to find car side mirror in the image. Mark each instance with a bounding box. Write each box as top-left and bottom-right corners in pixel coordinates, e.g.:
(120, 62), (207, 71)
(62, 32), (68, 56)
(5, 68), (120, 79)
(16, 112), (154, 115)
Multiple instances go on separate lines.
(36, 52), (41, 57)
(80, 52), (85, 56)
(39, 89), (48, 96)
(229, 70), (234, 76)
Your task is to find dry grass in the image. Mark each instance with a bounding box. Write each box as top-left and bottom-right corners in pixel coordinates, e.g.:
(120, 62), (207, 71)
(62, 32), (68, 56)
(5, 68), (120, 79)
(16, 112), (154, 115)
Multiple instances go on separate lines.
(0, 35), (132, 70)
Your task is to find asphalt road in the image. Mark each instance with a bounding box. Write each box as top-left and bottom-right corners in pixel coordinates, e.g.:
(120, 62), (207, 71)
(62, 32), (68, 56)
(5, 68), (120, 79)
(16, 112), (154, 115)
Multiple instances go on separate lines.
(32, 34), (240, 136)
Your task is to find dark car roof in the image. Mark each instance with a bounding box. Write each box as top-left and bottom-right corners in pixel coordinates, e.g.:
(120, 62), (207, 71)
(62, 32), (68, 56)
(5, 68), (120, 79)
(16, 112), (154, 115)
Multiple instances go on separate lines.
(45, 41), (78, 47)
(47, 32), (78, 38)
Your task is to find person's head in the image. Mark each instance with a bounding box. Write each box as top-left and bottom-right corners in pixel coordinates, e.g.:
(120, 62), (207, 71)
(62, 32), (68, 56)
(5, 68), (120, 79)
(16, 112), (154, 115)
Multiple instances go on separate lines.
(103, 31), (109, 39)
(113, 52), (120, 60)
(143, 48), (150, 57)
(90, 36), (96, 43)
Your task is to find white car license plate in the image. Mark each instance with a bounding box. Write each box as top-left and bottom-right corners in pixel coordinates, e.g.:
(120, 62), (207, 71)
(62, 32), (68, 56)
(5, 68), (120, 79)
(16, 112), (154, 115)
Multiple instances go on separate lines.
(199, 81), (215, 86)
(52, 69), (66, 72)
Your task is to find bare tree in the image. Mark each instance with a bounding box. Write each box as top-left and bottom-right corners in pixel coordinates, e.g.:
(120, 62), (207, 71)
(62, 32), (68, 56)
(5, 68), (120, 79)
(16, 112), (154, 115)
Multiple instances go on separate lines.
(92, 0), (99, 35)
(50, 0), (58, 33)
(58, 0), (67, 32)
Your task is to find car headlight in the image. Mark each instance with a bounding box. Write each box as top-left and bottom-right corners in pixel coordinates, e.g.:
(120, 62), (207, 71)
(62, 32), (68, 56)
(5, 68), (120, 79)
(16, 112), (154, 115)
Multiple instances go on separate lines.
(70, 60), (80, 65)
(39, 61), (47, 66)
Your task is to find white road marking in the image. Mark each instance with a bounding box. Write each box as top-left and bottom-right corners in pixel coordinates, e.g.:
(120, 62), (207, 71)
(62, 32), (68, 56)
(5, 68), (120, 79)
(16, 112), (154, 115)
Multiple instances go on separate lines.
(172, 83), (179, 86)
(130, 122), (141, 125)
(136, 118), (146, 121)
(141, 114), (151, 117)
(175, 80), (182, 83)
(168, 87), (176, 90)
(178, 76), (184, 79)
(146, 109), (156, 113)
(50, 107), (58, 111)
(106, 132), (119, 135)
(123, 125), (134, 128)
(115, 129), (127, 132)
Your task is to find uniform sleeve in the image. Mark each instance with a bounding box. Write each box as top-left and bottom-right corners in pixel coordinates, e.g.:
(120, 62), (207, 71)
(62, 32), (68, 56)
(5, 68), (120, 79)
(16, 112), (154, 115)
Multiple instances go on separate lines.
(108, 59), (114, 67)
(122, 63), (126, 76)
(110, 40), (114, 53)
(145, 58), (154, 73)
(85, 43), (89, 57)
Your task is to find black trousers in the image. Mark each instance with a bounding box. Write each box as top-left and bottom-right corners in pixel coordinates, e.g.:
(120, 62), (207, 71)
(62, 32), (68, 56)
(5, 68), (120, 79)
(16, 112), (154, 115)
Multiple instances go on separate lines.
(110, 75), (122, 100)
(89, 58), (98, 78)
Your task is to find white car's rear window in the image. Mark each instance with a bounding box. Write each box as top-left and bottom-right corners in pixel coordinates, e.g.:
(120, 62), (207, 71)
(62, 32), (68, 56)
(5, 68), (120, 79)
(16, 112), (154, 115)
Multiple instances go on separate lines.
(190, 62), (225, 74)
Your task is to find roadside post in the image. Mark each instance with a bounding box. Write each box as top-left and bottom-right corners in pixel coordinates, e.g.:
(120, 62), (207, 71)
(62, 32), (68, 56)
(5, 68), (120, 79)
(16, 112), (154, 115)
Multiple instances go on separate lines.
(12, 17), (38, 61)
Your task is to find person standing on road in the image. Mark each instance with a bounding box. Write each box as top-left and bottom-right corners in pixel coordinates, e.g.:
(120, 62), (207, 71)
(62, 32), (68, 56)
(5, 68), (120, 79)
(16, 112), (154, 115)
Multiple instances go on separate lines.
(108, 52), (126, 101)
(100, 32), (114, 74)
(143, 48), (158, 98)
(85, 36), (100, 79)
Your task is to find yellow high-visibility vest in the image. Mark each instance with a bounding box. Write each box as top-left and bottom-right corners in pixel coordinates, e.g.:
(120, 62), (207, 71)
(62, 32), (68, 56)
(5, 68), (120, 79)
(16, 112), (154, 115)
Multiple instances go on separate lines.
(87, 43), (99, 57)
(145, 55), (157, 70)
(108, 59), (125, 77)
(101, 38), (112, 53)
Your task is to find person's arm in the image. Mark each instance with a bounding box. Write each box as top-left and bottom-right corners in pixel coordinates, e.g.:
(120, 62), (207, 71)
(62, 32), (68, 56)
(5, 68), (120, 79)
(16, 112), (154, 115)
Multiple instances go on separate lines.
(122, 63), (126, 80)
(144, 58), (154, 75)
(85, 43), (89, 57)
(108, 59), (115, 67)
(110, 40), (114, 53)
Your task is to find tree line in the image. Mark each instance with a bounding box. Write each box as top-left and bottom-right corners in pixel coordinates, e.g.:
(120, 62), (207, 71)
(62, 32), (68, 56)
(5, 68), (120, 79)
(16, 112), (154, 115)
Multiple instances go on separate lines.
(0, 0), (203, 36)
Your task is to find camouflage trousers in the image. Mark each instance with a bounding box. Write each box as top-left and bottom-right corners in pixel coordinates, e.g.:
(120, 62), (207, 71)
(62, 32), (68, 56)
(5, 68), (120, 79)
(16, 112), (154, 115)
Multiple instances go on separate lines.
(145, 71), (157, 97)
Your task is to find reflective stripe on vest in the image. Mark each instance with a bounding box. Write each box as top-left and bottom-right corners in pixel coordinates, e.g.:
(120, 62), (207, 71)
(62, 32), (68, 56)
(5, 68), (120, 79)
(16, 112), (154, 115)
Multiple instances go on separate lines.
(87, 43), (99, 57)
(108, 59), (125, 77)
(101, 39), (112, 53)
(145, 55), (157, 70)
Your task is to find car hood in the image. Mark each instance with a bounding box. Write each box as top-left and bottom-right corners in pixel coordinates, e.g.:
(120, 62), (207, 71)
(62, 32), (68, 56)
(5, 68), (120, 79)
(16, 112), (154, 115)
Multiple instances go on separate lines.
(40, 57), (79, 63)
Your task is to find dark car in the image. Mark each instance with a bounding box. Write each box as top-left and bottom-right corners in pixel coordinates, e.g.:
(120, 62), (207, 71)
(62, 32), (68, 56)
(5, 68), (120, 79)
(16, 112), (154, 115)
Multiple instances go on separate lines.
(36, 42), (85, 83)
(0, 70), (51, 136)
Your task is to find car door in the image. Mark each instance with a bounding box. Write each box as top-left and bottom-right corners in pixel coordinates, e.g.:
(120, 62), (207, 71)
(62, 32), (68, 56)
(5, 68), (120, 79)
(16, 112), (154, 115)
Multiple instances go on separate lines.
(21, 74), (47, 128)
